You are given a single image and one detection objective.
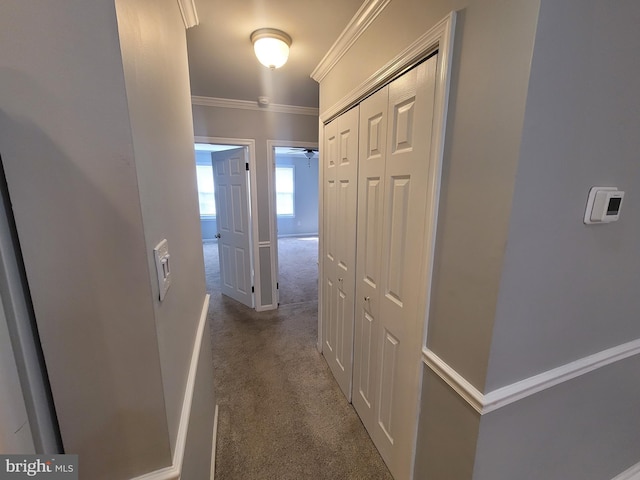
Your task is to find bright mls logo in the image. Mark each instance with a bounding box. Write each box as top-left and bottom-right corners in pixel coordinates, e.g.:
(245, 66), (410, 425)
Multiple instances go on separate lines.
(0, 455), (77, 480)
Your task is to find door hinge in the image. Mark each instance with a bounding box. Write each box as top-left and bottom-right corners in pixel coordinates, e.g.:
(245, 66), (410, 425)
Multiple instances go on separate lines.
(252, 286), (254, 293)
(246, 163), (249, 171)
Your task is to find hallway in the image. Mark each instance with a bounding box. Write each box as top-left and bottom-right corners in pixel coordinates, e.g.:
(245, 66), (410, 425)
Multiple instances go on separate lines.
(203, 240), (392, 479)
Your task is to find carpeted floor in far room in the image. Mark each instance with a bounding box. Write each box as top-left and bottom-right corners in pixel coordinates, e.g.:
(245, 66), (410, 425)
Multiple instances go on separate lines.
(203, 237), (393, 479)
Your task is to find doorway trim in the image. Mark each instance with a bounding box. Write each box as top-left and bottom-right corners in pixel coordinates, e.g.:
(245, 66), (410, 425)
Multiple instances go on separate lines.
(267, 140), (319, 307)
(194, 136), (265, 311)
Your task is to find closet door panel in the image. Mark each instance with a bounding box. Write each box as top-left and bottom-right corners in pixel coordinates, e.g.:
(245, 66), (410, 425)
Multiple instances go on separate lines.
(353, 86), (389, 431)
(323, 119), (337, 354)
(322, 107), (359, 401)
(375, 56), (438, 478)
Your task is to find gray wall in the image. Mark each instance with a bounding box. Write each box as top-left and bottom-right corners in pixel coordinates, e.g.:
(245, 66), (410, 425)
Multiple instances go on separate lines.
(486, 0), (640, 389)
(275, 154), (319, 237)
(115, 0), (210, 459)
(474, 2), (640, 479)
(0, 0), (212, 478)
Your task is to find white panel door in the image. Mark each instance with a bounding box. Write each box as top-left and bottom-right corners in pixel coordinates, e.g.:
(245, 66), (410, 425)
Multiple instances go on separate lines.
(353, 85), (388, 430)
(212, 148), (254, 308)
(322, 106), (359, 401)
(354, 56), (438, 480)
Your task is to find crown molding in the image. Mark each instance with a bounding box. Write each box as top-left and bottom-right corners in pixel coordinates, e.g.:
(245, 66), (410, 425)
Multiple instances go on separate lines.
(311, 0), (391, 83)
(177, 0), (199, 28)
(423, 337), (640, 415)
(191, 96), (319, 116)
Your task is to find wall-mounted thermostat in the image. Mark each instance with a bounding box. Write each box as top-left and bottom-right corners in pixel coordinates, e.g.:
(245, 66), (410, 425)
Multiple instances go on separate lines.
(584, 187), (624, 224)
(154, 239), (172, 301)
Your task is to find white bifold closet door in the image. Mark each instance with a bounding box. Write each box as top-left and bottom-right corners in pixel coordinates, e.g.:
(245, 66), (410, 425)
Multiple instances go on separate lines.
(322, 106), (359, 401)
(353, 55), (438, 479)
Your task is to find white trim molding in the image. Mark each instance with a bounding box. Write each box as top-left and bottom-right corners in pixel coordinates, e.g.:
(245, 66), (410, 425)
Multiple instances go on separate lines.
(192, 96), (319, 117)
(612, 461), (640, 480)
(210, 404), (219, 480)
(177, 0), (199, 29)
(320, 12), (456, 124)
(423, 350), (484, 414)
(423, 337), (640, 415)
(130, 294), (210, 480)
(311, 0), (392, 83)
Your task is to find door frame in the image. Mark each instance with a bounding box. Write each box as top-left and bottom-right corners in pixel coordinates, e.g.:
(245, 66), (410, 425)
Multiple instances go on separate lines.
(195, 136), (267, 310)
(267, 140), (319, 307)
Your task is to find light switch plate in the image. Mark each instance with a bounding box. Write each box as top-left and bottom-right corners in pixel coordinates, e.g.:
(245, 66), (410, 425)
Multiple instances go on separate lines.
(154, 239), (172, 301)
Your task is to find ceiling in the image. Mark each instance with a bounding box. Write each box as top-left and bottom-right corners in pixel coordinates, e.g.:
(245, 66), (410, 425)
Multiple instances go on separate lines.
(186, 0), (364, 108)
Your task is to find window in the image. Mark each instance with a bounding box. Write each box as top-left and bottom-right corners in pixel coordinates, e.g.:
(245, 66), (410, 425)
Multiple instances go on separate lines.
(196, 165), (216, 216)
(275, 166), (294, 216)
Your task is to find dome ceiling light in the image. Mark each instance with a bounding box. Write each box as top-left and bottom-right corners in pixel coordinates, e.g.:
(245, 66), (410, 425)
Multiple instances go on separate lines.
(250, 28), (292, 69)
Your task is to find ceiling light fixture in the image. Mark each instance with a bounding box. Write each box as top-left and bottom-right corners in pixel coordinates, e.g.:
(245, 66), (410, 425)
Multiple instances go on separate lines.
(250, 28), (292, 69)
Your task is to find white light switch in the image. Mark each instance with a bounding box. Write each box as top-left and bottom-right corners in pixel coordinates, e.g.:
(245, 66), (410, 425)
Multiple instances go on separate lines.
(154, 239), (172, 301)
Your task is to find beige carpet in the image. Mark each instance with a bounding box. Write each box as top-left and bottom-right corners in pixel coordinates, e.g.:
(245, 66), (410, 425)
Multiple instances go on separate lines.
(203, 239), (393, 479)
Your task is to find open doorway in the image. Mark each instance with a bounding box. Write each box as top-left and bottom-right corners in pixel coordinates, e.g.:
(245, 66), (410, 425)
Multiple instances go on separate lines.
(273, 146), (319, 306)
(195, 142), (254, 308)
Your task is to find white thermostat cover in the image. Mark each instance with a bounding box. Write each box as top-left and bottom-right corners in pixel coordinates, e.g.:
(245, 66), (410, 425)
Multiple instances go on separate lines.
(584, 187), (624, 224)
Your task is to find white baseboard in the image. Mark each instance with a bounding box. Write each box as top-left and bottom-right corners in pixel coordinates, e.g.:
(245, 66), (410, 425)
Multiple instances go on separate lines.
(423, 337), (640, 415)
(131, 294), (210, 480)
(612, 461), (640, 480)
(210, 404), (219, 480)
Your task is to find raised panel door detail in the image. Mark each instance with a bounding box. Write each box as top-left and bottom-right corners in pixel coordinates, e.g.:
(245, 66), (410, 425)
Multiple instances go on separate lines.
(368, 114), (384, 158)
(358, 310), (374, 408)
(336, 289), (347, 371)
(327, 135), (337, 167)
(340, 130), (352, 165)
(231, 184), (244, 234)
(392, 98), (416, 154)
(337, 180), (351, 271)
(325, 180), (336, 262)
(378, 329), (399, 444)
(364, 178), (381, 288)
(235, 248), (247, 294)
(215, 161), (226, 176)
(218, 185), (229, 231)
(222, 244), (233, 288)
(385, 176), (411, 306)
(229, 157), (242, 175)
(325, 278), (334, 352)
